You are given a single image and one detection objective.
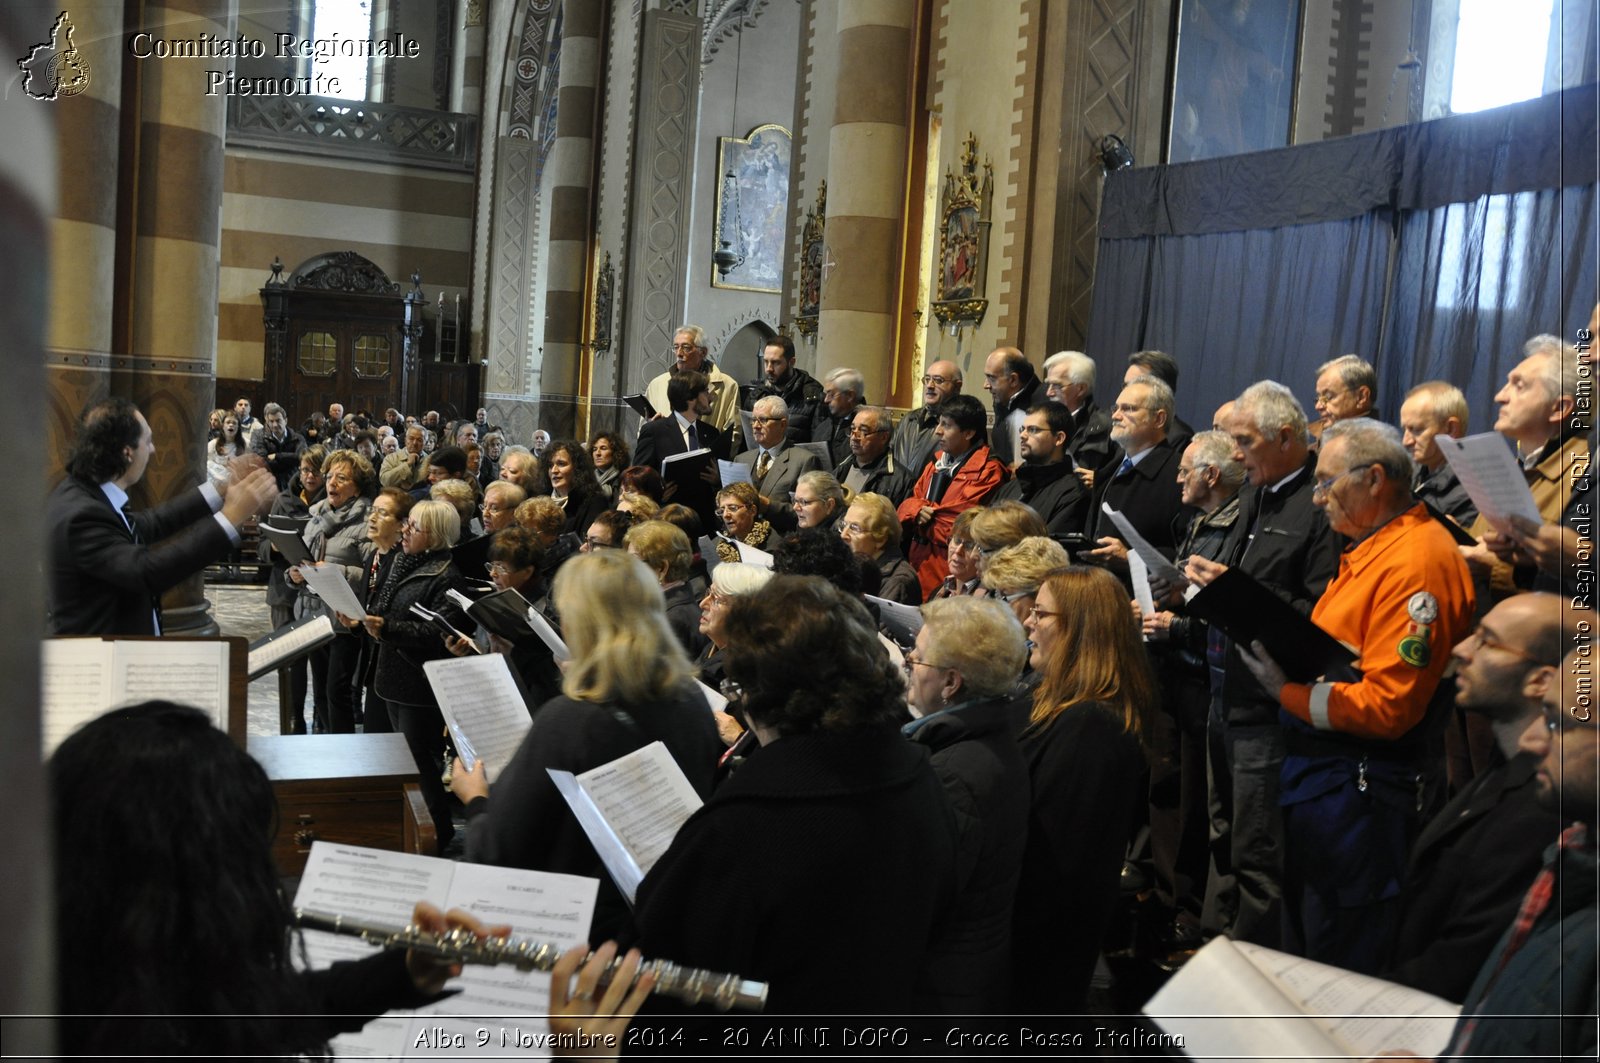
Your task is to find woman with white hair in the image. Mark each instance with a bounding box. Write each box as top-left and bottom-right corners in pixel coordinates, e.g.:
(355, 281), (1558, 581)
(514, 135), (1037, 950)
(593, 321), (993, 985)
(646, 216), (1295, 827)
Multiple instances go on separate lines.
(694, 561), (774, 693)
(902, 597), (1031, 1011)
(359, 498), (466, 849)
(452, 549), (722, 940)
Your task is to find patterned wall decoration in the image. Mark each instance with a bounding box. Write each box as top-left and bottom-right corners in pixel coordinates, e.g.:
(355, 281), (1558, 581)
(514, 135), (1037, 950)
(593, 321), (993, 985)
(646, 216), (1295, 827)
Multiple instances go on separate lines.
(1050, 0), (1165, 352)
(624, 9), (702, 392)
(487, 139), (536, 396)
(508, 0), (557, 139)
(702, 0), (767, 63)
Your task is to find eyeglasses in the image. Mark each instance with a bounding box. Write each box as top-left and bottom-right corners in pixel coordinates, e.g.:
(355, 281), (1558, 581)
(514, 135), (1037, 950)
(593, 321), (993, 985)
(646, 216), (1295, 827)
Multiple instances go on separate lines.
(1311, 467), (1368, 498)
(841, 521), (869, 536)
(792, 497), (820, 508)
(1027, 603), (1062, 622)
(583, 537), (615, 550)
(750, 416), (782, 426)
(400, 519), (419, 531)
(1002, 588), (1038, 604)
(902, 651), (954, 677)
(671, 343), (700, 352)
(921, 374), (953, 386)
(485, 562), (516, 576)
(703, 589), (732, 608)
(717, 504), (750, 516)
(849, 425), (888, 436)
(1543, 703), (1598, 733)
(1315, 388), (1349, 405)
(1461, 627), (1543, 664)
(1018, 425), (1054, 436)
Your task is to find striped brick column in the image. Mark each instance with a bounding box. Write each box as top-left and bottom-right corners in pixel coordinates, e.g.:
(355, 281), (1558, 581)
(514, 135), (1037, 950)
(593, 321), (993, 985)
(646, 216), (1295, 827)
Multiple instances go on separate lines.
(453, 0), (487, 114)
(122, 0), (231, 635)
(817, 0), (916, 404)
(538, 0), (604, 440)
(44, 2), (123, 471)
(3, 1), (58, 1032)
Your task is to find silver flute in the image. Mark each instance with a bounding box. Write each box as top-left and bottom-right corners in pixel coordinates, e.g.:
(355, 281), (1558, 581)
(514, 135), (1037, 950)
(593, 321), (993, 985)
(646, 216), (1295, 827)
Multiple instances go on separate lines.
(293, 909), (768, 1012)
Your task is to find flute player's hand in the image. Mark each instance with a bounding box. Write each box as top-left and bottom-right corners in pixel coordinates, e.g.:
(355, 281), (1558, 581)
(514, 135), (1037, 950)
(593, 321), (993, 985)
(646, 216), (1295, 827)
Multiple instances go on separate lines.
(404, 901), (511, 994)
(549, 941), (655, 1056)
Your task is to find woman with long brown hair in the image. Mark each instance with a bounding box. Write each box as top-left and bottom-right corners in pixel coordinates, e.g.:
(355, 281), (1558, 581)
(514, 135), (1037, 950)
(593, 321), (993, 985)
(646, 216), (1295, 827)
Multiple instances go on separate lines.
(1012, 565), (1154, 1013)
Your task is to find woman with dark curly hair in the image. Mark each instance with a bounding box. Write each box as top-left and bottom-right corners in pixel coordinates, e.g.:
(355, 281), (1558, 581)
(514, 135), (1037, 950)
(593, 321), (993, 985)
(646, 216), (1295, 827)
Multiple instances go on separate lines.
(631, 576), (956, 1014)
(544, 440), (609, 536)
(588, 431), (631, 502)
(1013, 565), (1154, 1012)
(49, 701), (500, 1058)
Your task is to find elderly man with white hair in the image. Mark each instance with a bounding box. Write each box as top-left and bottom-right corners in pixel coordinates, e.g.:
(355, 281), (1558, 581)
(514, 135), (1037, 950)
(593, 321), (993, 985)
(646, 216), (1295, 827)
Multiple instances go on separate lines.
(735, 395), (822, 526)
(1042, 349), (1118, 485)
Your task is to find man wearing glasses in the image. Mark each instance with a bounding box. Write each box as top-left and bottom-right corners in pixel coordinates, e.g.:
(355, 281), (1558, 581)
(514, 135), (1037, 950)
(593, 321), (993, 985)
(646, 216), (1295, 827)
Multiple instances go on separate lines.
(1429, 639), (1598, 1061)
(813, 366), (865, 465)
(644, 324), (739, 442)
(992, 401), (1088, 537)
(736, 395), (822, 527)
(1229, 417), (1475, 974)
(834, 406), (912, 505)
(1311, 353), (1377, 436)
(1385, 592), (1573, 1001)
(892, 359), (964, 476)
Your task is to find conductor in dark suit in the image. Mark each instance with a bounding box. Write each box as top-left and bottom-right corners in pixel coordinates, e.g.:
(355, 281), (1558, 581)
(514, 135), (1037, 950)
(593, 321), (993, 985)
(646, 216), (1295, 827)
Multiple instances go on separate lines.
(47, 397), (278, 636)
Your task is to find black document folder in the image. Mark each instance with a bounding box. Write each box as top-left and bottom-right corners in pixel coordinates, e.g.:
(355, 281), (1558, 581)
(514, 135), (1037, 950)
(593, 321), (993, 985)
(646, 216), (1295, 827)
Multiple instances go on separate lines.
(1185, 567), (1360, 684)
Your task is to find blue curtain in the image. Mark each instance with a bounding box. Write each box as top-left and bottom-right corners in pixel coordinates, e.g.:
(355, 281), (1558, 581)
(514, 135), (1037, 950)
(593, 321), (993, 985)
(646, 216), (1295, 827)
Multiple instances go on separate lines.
(1088, 83), (1599, 428)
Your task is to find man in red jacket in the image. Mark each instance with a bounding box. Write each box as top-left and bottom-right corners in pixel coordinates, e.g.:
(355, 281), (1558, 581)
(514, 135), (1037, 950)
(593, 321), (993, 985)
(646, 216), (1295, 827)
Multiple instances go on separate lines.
(897, 394), (1007, 597)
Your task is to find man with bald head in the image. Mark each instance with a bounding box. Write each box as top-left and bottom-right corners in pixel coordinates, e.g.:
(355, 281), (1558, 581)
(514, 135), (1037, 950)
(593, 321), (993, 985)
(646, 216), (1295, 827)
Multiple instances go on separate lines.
(983, 347), (1041, 467)
(1385, 592), (1575, 1000)
(892, 359), (963, 477)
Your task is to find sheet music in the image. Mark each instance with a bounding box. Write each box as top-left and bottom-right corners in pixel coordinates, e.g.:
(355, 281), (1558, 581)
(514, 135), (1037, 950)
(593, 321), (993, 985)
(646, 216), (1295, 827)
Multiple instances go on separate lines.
(524, 605), (570, 662)
(295, 561), (368, 618)
(260, 521), (313, 565)
(1128, 550), (1155, 642)
(409, 602), (480, 650)
(1439, 432), (1542, 536)
(1100, 503), (1187, 587)
(40, 639), (112, 756)
(42, 639), (230, 756)
(660, 446), (712, 476)
(717, 459), (752, 486)
(731, 537), (774, 569)
(424, 655), (533, 783)
(293, 843), (598, 1060)
(864, 594), (923, 646)
(549, 741), (704, 902)
(248, 615), (336, 678)
(737, 408), (754, 450)
(695, 679), (728, 714)
(698, 535), (722, 577)
(793, 440), (832, 467)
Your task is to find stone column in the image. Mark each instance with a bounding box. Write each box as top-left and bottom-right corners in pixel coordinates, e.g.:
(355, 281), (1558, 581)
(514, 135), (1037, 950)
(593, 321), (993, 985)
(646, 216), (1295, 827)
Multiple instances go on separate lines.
(45, 2), (123, 470)
(121, 0), (232, 635)
(3, 0), (59, 1039)
(538, 0), (604, 441)
(452, 0), (487, 114)
(816, 0), (915, 404)
(621, 1), (701, 394)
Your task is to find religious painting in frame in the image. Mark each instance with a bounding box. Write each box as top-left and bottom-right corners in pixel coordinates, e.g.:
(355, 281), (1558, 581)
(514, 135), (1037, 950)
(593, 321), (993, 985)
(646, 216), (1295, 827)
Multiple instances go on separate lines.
(794, 181), (825, 337)
(1169, 0), (1301, 164)
(932, 132), (994, 329)
(711, 123), (792, 293)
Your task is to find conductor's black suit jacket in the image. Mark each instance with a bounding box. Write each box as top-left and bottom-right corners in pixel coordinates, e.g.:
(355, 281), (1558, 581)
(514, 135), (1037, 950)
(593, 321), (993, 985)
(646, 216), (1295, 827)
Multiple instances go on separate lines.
(47, 476), (231, 635)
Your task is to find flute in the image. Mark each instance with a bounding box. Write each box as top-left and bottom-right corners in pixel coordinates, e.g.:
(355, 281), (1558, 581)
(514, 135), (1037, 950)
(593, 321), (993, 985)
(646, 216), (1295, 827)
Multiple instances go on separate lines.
(293, 909), (768, 1012)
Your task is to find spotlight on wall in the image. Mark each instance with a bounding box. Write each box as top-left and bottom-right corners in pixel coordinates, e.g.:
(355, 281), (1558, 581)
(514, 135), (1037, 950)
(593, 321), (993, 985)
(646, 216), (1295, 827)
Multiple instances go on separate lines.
(1097, 134), (1135, 173)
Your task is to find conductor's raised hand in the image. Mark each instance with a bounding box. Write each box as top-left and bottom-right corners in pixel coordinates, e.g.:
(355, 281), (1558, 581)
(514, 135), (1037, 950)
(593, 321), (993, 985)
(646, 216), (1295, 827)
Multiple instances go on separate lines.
(221, 466), (279, 526)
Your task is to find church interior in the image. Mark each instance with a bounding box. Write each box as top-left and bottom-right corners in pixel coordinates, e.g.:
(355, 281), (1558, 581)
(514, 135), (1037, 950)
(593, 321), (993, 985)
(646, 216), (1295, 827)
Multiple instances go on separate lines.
(3, 0), (1598, 1047)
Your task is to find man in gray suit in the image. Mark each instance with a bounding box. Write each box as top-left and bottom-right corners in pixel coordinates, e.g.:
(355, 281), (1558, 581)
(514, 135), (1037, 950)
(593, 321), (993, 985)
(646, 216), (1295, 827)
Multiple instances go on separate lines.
(737, 395), (821, 530)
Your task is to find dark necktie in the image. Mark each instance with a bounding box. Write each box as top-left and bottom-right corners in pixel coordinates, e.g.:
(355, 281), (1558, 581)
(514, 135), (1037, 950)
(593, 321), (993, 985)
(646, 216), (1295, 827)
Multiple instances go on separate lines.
(755, 451), (772, 482)
(687, 422), (699, 451)
(1115, 456), (1134, 478)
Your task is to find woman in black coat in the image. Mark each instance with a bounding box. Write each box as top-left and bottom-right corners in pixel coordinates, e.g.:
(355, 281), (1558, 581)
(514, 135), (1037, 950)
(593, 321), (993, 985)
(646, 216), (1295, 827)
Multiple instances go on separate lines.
(452, 549), (723, 941)
(260, 446), (326, 734)
(361, 498), (467, 850)
(1013, 566), (1155, 1012)
(629, 577), (957, 1015)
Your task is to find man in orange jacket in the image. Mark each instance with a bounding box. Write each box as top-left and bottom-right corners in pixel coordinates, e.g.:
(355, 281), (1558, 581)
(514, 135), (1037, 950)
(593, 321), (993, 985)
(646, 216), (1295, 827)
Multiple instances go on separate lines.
(1236, 417), (1475, 974)
(896, 394), (1007, 597)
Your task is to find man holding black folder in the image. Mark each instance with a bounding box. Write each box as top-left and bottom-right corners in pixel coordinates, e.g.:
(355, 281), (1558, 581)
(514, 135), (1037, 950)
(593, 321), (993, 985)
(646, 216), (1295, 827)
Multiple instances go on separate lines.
(1184, 380), (1339, 948)
(1229, 418), (1475, 974)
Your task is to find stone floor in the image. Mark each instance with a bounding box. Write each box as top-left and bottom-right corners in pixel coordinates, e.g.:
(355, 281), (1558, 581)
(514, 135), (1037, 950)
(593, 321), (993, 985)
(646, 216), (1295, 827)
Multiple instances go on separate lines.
(208, 583), (286, 737)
